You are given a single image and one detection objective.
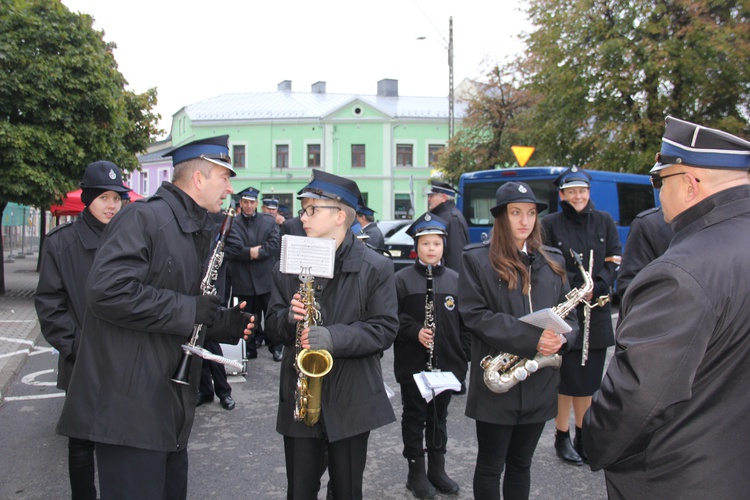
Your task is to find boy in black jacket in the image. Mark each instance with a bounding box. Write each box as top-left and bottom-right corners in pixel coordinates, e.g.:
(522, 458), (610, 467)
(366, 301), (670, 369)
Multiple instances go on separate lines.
(394, 212), (469, 498)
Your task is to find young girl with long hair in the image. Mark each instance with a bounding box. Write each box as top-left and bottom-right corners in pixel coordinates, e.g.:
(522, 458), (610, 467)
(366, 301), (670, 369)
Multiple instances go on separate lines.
(459, 181), (578, 500)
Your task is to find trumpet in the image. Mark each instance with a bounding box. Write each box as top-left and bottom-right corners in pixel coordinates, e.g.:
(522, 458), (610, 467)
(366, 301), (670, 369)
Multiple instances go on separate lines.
(480, 249), (592, 394)
(171, 209), (243, 386)
(293, 268), (333, 427)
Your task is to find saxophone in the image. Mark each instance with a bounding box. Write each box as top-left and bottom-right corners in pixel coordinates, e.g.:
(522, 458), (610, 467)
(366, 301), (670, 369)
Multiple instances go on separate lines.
(480, 249), (593, 394)
(424, 264), (439, 372)
(293, 268), (333, 427)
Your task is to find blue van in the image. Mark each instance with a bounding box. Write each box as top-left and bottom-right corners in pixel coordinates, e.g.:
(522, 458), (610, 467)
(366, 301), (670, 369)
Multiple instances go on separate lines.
(457, 167), (659, 244)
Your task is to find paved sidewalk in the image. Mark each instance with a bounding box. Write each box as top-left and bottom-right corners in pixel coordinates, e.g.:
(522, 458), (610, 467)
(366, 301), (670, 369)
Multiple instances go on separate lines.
(0, 252), (42, 401)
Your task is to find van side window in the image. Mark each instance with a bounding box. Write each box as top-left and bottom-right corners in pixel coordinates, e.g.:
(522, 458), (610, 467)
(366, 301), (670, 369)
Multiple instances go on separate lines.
(463, 180), (556, 226)
(618, 183), (656, 227)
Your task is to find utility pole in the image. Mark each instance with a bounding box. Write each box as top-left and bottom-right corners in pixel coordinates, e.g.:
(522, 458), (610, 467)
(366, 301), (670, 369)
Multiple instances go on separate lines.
(448, 16), (454, 140)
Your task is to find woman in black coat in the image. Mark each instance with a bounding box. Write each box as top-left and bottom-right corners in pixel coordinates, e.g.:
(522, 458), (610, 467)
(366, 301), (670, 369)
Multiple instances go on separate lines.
(459, 182), (578, 500)
(35, 161), (131, 500)
(541, 166), (621, 466)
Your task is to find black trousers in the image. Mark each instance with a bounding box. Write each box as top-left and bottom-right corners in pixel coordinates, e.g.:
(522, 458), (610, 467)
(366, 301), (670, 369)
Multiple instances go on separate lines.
(283, 432), (369, 500)
(473, 420), (546, 500)
(236, 293), (280, 355)
(199, 341), (231, 399)
(399, 380), (452, 459)
(69, 437), (96, 500)
(96, 443), (188, 500)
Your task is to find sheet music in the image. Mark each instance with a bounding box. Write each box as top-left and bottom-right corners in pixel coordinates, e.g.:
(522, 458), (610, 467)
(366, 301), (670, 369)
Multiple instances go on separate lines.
(413, 371), (461, 402)
(279, 235), (336, 279)
(519, 308), (572, 334)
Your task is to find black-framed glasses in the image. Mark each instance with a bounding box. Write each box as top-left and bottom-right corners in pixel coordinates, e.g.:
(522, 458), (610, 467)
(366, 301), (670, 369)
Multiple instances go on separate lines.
(650, 172), (700, 190)
(298, 205), (341, 218)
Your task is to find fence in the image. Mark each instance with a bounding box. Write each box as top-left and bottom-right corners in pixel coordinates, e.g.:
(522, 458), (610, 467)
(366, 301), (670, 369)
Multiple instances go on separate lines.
(2, 204), (43, 263)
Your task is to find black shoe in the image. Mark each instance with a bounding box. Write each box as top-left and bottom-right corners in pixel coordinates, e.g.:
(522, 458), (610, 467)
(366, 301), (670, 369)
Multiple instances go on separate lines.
(427, 454), (459, 494)
(220, 396), (235, 411)
(555, 429), (584, 466)
(574, 426), (589, 464)
(454, 381), (466, 395)
(196, 394), (214, 407)
(272, 348), (283, 362)
(406, 458), (436, 499)
(247, 350), (258, 359)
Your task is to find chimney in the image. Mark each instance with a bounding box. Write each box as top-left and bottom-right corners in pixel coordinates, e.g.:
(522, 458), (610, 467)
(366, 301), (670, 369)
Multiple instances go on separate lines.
(278, 80), (292, 92)
(311, 81), (326, 94)
(377, 78), (398, 97)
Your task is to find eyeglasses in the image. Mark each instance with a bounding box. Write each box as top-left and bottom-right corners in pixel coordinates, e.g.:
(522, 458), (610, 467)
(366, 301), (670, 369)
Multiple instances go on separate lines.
(298, 205), (341, 218)
(649, 172), (700, 190)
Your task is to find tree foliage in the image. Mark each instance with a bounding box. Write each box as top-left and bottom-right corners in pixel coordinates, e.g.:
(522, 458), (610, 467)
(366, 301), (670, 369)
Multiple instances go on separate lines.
(0, 0), (161, 209)
(437, 66), (538, 183)
(519, 0), (750, 173)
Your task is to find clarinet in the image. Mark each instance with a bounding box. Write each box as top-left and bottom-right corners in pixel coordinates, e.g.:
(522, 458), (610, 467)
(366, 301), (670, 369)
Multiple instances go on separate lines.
(171, 208), (242, 385)
(424, 264), (440, 372)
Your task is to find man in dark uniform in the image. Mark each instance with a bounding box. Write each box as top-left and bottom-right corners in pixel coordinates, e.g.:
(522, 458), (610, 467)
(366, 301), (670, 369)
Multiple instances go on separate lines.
(356, 205), (385, 249)
(225, 187), (282, 361)
(615, 206), (673, 300)
(36, 160), (131, 500)
(427, 180), (469, 272)
(541, 166), (621, 466)
(584, 117), (750, 498)
(265, 169), (398, 500)
(262, 194), (286, 225)
(56, 135), (254, 499)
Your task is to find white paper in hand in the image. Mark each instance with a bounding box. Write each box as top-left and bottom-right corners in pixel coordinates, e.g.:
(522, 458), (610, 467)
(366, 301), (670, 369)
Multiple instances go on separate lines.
(413, 371), (461, 402)
(519, 308), (572, 334)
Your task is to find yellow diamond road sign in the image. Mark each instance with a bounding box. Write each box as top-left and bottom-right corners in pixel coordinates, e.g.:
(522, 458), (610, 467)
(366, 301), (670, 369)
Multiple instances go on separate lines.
(512, 146), (535, 167)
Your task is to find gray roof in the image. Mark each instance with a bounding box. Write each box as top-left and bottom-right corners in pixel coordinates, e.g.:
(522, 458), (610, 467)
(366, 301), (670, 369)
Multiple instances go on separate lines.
(184, 92), (467, 122)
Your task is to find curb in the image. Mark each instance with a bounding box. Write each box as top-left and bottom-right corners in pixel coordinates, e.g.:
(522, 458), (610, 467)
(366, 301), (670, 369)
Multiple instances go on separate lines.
(0, 319), (43, 402)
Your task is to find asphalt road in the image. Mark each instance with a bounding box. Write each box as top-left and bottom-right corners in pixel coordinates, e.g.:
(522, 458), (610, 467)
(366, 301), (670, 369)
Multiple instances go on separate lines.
(0, 337), (608, 499)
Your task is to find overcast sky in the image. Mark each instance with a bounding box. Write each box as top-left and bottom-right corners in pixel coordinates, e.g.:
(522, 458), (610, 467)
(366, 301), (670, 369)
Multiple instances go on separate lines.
(62, 0), (531, 138)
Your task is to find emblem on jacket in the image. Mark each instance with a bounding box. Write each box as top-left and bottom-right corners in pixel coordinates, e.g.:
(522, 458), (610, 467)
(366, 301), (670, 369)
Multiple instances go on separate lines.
(444, 295), (455, 311)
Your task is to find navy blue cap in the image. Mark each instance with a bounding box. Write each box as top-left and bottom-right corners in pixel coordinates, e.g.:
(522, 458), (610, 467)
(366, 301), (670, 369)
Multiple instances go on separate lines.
(651, 116), (750, 173)
(357, 205), (376, 217)
(238, 186), (260, 201)
(553, 166), (591, 190)
(407, 212), (448, 238)
(427, 180), (458, 197)
(79, 161), (131, 194)
(297, 170), (361, 209)
(491, 182), (548, 217)
(163, 135), (236, 177)
(262, 196), (279, 208)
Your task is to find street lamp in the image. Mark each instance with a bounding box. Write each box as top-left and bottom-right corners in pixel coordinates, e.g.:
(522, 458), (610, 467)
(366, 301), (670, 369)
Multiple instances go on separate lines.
(418, 16), (454, 140)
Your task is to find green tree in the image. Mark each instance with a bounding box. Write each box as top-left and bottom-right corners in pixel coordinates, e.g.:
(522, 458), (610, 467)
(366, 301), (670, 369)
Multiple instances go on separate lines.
(0, 0), (161, 294)
(518, 0), (750, 172)
(437, 65), (537, 183)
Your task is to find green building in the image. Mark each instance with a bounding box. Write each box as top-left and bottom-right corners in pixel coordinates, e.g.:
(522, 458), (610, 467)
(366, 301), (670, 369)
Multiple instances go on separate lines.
(156, 78), (466, 220)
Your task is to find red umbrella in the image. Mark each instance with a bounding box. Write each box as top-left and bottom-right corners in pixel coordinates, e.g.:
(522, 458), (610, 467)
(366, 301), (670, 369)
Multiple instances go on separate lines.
(50, 188), (143, 216)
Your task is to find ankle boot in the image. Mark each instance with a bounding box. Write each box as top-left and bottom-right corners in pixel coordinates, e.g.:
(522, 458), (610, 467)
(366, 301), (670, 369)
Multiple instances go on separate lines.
(427, 454), (460, 494)
(406, 457), (436, 499)
(554, 429), (583, 466)
(574, 426), (588, 464)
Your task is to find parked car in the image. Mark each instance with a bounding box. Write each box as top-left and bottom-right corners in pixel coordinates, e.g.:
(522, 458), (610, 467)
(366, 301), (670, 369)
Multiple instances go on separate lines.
(376, 219), (411, 239)
(383, 223), (416, 271)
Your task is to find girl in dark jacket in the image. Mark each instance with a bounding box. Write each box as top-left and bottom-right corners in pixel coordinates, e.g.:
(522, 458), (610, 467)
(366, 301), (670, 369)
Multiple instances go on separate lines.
(459, 182), (578, 500)
(394, 212), (469, 499)
(541, 166), (621, 466)
(35, 161), (131, 500)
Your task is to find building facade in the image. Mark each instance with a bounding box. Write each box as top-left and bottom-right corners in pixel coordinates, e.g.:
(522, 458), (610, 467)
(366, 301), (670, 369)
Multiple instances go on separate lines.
(136, 78), (466, 220)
